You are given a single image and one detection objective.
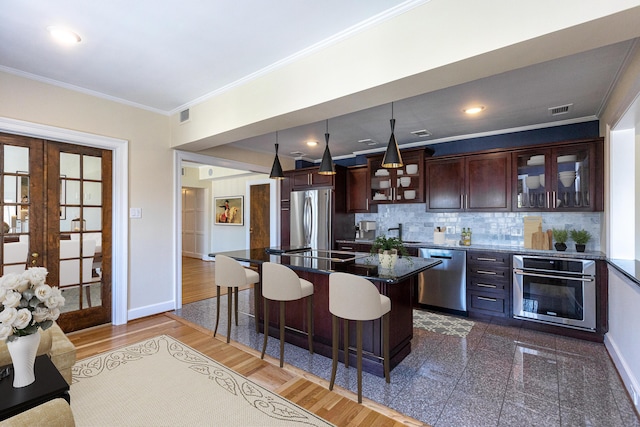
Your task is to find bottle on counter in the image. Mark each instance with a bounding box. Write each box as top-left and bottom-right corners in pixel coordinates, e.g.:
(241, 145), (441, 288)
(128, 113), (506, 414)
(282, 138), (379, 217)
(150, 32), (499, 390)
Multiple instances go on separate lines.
(460, 227), (466, 245)
(466, 228), (472, 246)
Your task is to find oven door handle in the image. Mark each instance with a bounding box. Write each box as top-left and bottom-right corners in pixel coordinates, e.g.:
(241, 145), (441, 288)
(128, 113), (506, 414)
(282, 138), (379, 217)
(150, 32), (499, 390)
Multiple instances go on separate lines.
(513, 269), (594, 282)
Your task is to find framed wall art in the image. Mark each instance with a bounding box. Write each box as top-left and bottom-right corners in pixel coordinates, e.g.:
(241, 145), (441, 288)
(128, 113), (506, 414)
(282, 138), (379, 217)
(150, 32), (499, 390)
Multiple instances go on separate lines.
(214, 196), (244, 226)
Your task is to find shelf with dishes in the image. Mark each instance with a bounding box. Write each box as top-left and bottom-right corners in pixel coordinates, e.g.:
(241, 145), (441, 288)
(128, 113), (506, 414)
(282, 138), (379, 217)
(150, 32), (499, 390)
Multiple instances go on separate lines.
(371, 164), (420, 203)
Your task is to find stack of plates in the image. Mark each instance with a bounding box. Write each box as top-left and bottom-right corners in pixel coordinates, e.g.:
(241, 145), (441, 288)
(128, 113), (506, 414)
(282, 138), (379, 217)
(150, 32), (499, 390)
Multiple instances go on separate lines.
(559, 171), (576, 187)
(374, 169), (389, 177)
(373, 193), (387, 200)
(526, 155), (545, 166)
(557, 155), (577, 163)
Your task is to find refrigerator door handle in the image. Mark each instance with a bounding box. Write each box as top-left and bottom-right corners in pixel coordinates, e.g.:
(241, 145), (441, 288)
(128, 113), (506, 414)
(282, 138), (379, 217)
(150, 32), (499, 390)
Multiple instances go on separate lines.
(303, 195), (313, 246)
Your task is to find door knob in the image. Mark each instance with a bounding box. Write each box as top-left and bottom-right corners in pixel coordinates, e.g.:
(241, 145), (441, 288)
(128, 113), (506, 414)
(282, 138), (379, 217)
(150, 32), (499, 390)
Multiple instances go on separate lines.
(31, 252), (39, 265)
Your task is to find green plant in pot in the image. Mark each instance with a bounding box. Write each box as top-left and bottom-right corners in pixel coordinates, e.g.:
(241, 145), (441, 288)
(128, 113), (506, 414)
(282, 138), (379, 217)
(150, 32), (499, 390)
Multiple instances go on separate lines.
(570, 229), (592, 252)
(552, 228), (568, 251)
(370, 235), (409, 269)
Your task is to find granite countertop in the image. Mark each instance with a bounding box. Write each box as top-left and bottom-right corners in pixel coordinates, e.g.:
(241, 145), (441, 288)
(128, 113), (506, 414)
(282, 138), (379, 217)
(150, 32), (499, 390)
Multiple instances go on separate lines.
(210, 248), (442, 284)
(336, 239), (607, 260)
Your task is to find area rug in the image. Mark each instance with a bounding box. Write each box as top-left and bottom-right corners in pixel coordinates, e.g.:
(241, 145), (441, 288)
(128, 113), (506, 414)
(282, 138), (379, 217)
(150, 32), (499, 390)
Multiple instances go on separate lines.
(70, 335), (334, 427)
(413, 310), (475, 338)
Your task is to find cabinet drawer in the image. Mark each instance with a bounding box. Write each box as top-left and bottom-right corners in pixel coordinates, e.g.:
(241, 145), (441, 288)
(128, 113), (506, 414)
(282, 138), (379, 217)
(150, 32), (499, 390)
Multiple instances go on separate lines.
(467, 265), (511, 282)
(467, 251), (510, 267)
(468, 291), (508, 316)
(467, 278), (507, 292)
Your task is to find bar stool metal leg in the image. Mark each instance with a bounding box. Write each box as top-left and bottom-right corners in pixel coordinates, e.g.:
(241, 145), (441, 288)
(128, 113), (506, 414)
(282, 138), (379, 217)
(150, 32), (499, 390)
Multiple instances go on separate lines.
(356, 320), (363, 404)
(234, 287), (239, 326)
(329, 314), (339, 391)
(307, 295), (314, 354)
(214, 285), (221, 337)
(279, 301), (286, 367)
(226, 287), (233, 343)
(261, 298), (270, 360)
(343, 319), (349, 368)
(383, 312), (390, 383)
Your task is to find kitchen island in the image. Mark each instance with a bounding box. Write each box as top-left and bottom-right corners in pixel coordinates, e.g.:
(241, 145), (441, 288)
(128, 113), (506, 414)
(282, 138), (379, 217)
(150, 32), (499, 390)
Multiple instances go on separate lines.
(210, 248), (441, 377)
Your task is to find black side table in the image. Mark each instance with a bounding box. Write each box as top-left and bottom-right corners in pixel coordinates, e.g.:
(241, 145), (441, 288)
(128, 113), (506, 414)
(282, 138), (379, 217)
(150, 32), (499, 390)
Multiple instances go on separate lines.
(0, 355), (70, 421)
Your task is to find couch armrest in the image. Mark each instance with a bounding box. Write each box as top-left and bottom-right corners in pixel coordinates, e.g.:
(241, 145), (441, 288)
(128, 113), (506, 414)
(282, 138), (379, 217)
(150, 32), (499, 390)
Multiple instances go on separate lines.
(0, 398), (75, 427)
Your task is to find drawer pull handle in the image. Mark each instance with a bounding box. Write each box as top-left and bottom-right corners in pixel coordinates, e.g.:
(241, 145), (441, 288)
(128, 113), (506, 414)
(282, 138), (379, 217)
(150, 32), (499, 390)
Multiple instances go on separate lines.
(477, 296), (497, 302)
(476, 283), (497, 288)
(341, 246), (353, 250)
(477, 257), (497, 262)
(477, 270), (497, 275)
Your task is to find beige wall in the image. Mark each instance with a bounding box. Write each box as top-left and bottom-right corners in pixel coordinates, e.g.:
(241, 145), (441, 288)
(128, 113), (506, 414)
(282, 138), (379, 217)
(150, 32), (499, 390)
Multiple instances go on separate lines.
(0, 71), (174, 317)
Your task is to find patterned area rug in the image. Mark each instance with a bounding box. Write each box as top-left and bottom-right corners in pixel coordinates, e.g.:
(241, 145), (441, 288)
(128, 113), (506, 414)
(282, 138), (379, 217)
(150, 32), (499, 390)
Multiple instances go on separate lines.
(413, 310), (475, 338)
(70, 335), (334, 427)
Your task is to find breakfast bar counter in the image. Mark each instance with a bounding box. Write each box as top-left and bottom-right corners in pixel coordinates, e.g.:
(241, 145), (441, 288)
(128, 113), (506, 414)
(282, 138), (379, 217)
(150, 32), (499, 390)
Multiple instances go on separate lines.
(210, 248), (441, 377)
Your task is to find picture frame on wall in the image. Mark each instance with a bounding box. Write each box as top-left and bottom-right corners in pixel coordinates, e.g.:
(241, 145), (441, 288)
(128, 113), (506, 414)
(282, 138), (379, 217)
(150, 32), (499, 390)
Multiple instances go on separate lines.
(214, 196), (244, 226)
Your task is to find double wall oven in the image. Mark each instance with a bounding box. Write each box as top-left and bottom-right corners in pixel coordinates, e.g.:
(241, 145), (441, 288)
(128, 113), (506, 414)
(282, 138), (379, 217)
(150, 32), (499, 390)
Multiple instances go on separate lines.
(513, 255), (596, 332)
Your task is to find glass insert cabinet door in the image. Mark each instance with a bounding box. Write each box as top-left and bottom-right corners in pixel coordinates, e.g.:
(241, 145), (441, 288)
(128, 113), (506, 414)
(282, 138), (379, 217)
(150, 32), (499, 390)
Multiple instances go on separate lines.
(514, 144), (593, 211)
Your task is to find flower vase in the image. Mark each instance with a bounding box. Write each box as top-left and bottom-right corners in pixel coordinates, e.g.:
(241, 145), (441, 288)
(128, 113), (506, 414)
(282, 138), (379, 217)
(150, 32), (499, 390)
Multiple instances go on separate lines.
(378, 249), (398, 270)
(6, 331), (41, 388)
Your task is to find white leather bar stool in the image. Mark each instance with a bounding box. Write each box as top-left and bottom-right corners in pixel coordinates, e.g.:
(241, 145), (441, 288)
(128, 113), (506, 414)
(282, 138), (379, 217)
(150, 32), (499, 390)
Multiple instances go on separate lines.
(260, 262), (314, 367)
(328, 272), (391, 404)
(214, 254), (260, 343)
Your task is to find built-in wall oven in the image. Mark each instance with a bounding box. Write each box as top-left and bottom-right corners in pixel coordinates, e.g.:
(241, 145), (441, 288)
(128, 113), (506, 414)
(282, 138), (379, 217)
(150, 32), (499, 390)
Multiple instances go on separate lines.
(513, 255), (596, 331)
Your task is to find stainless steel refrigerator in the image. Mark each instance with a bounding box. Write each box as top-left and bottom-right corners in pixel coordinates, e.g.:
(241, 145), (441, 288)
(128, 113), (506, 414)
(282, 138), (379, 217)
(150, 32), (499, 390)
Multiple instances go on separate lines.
(290, 188), (332, 250)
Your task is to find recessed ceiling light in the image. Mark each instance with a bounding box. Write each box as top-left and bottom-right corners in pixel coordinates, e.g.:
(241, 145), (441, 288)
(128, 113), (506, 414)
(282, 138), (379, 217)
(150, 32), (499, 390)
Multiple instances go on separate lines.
(463, 106), (485, 115)
(47, 26), (82, 45)
(306, 140), (318, 147)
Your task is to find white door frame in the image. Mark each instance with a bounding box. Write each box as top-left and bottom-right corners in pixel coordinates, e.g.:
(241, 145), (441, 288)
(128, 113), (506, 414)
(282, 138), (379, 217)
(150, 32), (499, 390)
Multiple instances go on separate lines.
(0, 116), (129, 325)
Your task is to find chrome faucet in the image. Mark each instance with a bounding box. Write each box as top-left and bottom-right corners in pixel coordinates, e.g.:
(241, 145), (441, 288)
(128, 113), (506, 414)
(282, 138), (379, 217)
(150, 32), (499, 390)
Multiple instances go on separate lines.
(388, 224), (402, 241)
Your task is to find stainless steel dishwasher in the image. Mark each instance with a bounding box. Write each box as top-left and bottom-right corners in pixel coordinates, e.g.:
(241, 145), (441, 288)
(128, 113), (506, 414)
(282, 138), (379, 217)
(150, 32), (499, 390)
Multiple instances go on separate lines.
(418, 248), (467, 313)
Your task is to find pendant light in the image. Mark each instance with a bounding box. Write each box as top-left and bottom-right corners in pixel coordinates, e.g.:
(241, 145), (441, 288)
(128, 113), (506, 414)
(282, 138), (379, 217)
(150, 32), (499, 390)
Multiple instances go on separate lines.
(381, 102), (403, 168)
(269, 131), (284, 180)
(318, 119), (336, 175)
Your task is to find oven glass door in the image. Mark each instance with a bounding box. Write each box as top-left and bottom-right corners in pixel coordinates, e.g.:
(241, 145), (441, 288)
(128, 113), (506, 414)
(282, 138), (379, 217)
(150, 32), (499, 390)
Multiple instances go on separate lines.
(521, 275), (584, 320)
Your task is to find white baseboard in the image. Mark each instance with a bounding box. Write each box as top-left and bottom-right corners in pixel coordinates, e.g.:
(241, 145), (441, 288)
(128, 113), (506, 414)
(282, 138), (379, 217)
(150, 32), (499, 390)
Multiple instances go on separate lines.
(127, 300), (176, 321)
(605, 333), (640, 412)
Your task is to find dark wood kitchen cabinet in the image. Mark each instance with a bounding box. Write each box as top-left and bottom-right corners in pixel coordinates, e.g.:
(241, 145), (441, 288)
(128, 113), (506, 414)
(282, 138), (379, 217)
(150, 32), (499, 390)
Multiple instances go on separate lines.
(347, 165), (376, 213)
(289, 167), (334, 190)
(466, 251), (512, 318)
(368, 148), (432, 204)
(426, 152), (511, 212)
(279, 174), (291, 247)
(512, 138), (604, 212)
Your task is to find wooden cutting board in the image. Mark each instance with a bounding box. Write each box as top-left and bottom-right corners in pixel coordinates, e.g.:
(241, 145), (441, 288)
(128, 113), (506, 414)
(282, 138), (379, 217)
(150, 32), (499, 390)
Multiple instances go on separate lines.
(524, 216), (542, 249)
(531, 225), (547, 250)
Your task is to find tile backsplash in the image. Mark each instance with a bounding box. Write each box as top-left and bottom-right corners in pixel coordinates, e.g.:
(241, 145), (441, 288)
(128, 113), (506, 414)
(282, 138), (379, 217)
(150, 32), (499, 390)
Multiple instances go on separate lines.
(355, 204), (602, 251)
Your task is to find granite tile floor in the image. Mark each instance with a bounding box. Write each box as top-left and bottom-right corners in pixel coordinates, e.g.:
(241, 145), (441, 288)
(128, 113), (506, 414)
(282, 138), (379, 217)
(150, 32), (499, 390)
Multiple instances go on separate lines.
(173, 289), (640, 427)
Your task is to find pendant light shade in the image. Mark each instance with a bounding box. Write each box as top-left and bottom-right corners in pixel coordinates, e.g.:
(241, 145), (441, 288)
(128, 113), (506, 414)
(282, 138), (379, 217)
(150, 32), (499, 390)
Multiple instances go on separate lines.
(269, 132), (284, 180)
(382, 103), (403, 168)
(318, 119), (336, 175)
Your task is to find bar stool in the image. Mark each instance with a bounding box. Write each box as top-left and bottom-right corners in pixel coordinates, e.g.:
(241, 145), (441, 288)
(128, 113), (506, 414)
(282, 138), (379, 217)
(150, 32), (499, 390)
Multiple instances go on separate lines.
(214, 254), (260, 343)
(328, 272), (391, 404)
(260, 262), (314, 367)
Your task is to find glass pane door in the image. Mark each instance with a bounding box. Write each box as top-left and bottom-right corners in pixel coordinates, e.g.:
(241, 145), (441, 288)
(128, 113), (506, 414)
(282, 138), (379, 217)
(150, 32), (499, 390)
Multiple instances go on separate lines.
(514, 151), (547, 210)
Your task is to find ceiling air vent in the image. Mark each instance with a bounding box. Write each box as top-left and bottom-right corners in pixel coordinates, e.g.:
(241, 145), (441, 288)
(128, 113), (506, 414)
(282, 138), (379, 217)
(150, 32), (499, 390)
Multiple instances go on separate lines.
(179, 108), (190, 123)
(290, 151), (305, 157)
(548, 103), (573, 116)
(411, 129), (432, 137)
(358, 139), (378, 146)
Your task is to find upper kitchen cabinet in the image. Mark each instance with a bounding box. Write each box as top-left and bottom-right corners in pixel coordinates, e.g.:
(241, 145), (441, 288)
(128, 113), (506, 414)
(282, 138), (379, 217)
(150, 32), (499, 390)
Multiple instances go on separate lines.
(368, 147), (432, 204)
(347, 165), (377, 213)
(289, 166), (334, 190)
(512, 139), (604, 212)
(426, 152), (511, 212)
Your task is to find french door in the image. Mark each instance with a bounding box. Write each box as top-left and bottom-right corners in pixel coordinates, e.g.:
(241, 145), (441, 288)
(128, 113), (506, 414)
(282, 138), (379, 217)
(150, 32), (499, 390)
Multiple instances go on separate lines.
(0, 132), (112, 332)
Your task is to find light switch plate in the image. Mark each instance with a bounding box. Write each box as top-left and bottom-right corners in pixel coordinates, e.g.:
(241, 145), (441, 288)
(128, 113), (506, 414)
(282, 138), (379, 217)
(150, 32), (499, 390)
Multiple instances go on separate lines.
(130, 208), (142, 218)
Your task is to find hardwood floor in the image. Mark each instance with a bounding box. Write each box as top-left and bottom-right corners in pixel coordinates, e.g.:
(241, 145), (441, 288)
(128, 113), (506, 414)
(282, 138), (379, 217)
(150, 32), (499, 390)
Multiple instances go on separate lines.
(182, 256), (251, 304)
(67, 313), (425, 426)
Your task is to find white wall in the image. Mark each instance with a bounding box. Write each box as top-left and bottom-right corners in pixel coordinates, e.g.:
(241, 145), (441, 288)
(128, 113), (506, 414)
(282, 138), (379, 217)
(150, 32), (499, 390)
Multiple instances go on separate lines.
(605, 268), (640, 411)
(609, 129), (636, 259)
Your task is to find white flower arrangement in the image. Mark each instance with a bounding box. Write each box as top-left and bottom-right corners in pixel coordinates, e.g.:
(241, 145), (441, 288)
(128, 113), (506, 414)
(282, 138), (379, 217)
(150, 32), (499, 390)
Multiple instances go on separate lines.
(0, 267), (64, 342)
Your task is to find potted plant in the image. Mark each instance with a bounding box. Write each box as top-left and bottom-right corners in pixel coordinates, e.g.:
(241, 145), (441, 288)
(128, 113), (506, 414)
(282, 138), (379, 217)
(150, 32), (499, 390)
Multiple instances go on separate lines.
(570, 229), (592, 252)
(552, 228), (568, 251)
(370, 235), (409, 269)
